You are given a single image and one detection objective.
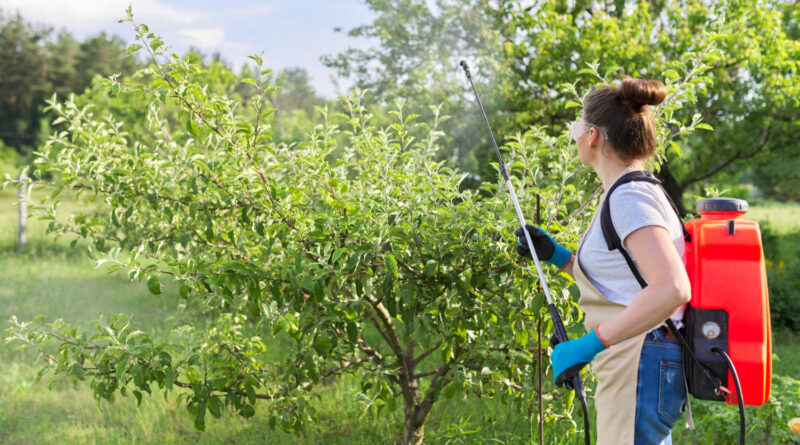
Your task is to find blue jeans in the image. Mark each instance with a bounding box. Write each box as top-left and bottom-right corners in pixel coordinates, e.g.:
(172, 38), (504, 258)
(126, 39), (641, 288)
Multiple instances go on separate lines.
(634, 326), (686, 445)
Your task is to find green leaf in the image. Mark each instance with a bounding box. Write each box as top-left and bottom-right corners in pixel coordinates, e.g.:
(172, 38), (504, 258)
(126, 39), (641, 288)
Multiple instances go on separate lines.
(423, 261), (437, 277)
(194, 405), (206, 431)
(245, 384), (257, 405)
(443, 381), (457, 399)
(314, 332), (332, 354)
(179, 283), (189, 300)
(384, 254), (398, 280)
(331, 248), (347, 264)
(668, 140), (682, 157)
(515, 329), (529, 347)
(208, 397), (223, 418)
(126, 44), (143, 56)
(695, 123), (713, 131)
(186, 119), (200, 137)
(147, 275), (162, 295)
(116, 355), (130, 382)
(269, 414), (277, 430)
(239, 404), (255, 418)
(71, 363), (86, 380)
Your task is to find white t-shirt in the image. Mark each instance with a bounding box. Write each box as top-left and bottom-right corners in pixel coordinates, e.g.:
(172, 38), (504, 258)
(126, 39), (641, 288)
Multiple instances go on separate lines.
(577, 176), (687, 324)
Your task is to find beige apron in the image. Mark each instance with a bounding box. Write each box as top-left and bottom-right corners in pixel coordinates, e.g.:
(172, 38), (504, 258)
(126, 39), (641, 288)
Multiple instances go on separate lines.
(574, 209), (647, 445)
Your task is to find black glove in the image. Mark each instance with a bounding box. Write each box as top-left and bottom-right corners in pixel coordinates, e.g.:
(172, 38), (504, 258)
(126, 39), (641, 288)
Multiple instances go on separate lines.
(514, 225), (570, 268)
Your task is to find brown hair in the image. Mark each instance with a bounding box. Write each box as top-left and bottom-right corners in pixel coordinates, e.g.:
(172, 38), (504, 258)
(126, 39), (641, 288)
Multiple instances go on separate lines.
(582, 77), (667, 161)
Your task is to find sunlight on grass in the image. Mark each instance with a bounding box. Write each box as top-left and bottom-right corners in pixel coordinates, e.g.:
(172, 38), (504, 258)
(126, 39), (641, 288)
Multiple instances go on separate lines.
(748, 202), (800, 235)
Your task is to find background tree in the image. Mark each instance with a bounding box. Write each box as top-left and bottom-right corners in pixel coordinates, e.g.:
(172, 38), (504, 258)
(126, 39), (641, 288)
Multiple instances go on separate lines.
(325, 0), (800, 210)
(322, 0), (505, 181)
(0, 10), (140, 158)
(266, 67), (325, 143)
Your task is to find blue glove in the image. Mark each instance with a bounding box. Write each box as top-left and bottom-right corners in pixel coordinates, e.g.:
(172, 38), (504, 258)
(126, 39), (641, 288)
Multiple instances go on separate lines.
(514, 225), (571, 269)
(551, 327), (609, 384)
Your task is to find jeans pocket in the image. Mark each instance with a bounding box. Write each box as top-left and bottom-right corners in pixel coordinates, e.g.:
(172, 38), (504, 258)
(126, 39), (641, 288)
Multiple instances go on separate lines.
(658, 361), (685, 425)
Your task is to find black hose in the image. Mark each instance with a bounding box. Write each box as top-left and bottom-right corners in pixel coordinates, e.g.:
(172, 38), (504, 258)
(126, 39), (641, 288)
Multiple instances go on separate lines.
(712, 347), (745, 445)
(578, 391), (591, 445)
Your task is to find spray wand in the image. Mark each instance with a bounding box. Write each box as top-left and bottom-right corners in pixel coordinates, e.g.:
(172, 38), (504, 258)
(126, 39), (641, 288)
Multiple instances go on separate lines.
(459, 60), (591, 445)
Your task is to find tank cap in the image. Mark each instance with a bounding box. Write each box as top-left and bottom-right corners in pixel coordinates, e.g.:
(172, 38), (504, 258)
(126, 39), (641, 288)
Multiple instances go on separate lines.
(697, 198), (749, 213)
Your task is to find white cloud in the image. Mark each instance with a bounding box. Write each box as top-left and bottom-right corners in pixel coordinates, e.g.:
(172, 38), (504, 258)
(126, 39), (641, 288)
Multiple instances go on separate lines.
(0, 0), (264, 70)
(0, 0), (365, 99)
(1, 0), (207, 35)
(179, 27), (225, 47)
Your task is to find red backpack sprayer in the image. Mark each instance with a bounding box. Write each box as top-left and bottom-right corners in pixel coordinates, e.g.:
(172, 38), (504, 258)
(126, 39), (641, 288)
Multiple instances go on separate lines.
(460, 61), (772, 445)
(600, 172), (772, 445)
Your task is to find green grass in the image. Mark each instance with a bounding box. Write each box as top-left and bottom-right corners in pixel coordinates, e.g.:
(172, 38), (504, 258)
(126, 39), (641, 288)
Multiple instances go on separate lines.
(748, 202), (800, 236)
(1, 191), (799, 444)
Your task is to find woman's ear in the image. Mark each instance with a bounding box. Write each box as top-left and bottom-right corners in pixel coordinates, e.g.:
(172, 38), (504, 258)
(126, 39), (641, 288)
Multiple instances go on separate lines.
(589, 127), (602, 149)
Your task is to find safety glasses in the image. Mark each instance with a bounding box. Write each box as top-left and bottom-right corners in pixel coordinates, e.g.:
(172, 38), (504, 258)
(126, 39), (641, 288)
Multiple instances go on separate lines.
(569, 120), (608, 142)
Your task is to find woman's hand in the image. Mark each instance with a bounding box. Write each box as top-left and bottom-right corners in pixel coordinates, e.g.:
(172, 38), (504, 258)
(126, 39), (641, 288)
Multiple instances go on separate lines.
(514, 225), (572, 269)
(551, 327), (609, 384)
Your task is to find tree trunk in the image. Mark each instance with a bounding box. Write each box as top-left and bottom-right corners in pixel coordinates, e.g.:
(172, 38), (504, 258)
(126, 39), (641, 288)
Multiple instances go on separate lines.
(401, 373), (425, 445)
(656, 160), (687, 217)
(402, 414), (425, 445)
(401, 369), (441, 444)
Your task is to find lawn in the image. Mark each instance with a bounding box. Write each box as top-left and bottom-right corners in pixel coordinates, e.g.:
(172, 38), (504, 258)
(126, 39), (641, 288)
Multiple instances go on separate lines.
(1, 189), (798, 444)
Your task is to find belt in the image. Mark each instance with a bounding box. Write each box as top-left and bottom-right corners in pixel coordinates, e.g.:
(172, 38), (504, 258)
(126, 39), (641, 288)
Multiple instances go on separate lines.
(657, 324), (676, 339)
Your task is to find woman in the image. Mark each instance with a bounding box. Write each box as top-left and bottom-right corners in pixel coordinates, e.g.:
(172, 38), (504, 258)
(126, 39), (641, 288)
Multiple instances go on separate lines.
(516, 78), (691, 445)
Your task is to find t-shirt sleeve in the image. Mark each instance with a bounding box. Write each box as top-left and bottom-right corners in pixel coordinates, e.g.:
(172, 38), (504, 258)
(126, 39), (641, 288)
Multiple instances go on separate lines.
(609, 183), (671, 251)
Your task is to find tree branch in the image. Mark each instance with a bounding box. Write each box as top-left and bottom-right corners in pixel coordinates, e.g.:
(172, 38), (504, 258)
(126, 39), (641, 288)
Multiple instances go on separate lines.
(682, 125), (772, 188)
(412, 360), (453, 426)
(413, 368), (439, 378)
(560, 185), (602, 226)
(395, 257), (423, 277)
(413, 339), (444, 366)
(356, 337), (383, 362)
(363, 294), (405, 358)
(298, 356), (372, 389)
(361, 304), (401, 357)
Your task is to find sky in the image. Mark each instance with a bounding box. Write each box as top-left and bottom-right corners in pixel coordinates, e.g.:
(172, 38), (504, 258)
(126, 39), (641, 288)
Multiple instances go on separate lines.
(0, 0), (377, 98)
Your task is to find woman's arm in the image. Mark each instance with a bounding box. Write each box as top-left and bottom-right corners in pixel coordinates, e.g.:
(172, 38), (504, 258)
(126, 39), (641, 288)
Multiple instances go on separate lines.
(596, 225), (690, 345)
(559, 253), (575, 277)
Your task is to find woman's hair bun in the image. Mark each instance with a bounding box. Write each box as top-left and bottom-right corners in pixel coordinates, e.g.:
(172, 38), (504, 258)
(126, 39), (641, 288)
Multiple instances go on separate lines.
(620, 77), (667, 112)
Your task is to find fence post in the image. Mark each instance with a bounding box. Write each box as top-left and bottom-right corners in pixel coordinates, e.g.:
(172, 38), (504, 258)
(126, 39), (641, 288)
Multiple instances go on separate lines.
(18, 175), (26, 252)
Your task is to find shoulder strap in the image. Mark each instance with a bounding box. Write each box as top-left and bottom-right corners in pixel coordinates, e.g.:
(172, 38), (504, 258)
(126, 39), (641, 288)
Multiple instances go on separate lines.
(600, 172), (725, 392)
(599, 170), (690, 288)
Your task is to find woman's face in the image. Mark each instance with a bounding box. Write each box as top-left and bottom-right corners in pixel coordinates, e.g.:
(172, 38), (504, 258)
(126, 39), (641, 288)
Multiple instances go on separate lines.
(571, 116), (610, 167)
(570, 119), (598, 166)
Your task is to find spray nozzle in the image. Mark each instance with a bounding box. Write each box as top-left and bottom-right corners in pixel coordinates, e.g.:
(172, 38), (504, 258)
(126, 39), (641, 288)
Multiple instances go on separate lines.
(459, 60), (471, 77)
